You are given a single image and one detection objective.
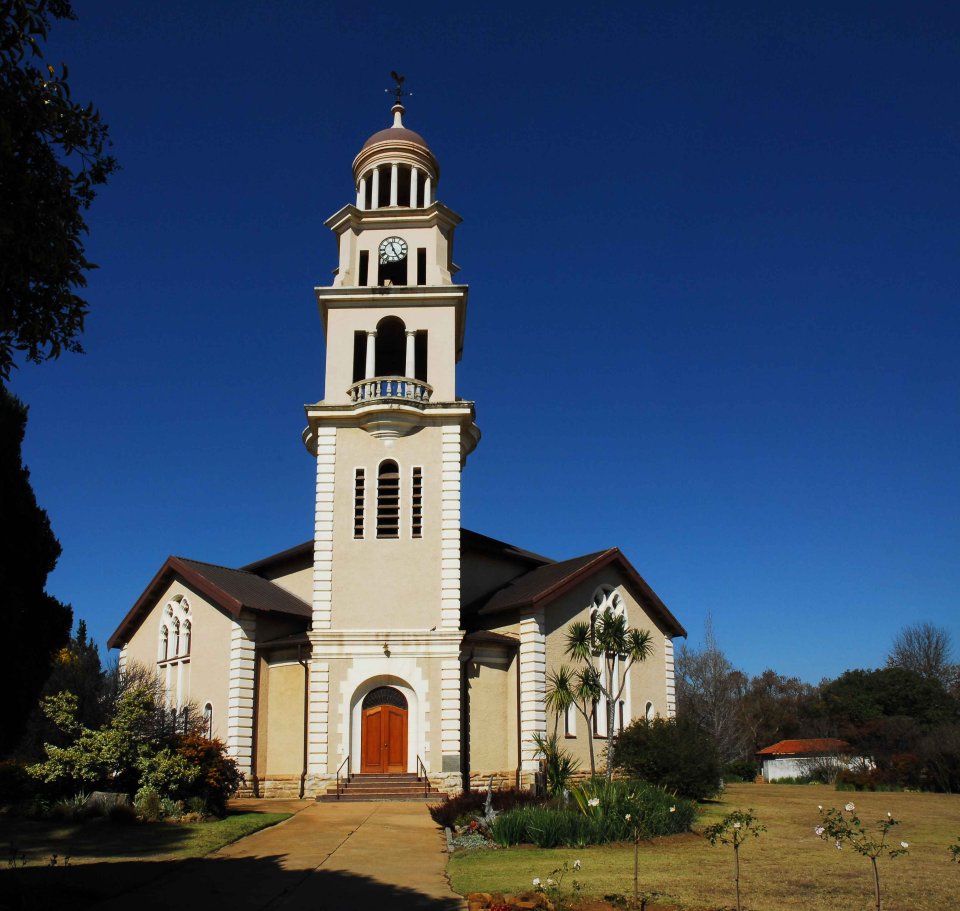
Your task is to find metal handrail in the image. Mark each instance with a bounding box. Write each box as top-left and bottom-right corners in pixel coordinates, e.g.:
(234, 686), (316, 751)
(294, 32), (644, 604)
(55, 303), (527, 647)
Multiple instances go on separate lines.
(416, 754), (430, 798)
(336, 754), (350, 800)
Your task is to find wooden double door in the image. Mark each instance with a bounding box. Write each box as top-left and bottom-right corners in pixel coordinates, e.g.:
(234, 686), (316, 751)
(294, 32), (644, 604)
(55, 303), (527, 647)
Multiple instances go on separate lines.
(360, 687), (408, 773)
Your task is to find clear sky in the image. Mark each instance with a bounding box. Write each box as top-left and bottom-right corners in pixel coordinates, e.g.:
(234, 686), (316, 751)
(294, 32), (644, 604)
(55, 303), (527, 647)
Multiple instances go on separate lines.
(9, 0), (959, 684)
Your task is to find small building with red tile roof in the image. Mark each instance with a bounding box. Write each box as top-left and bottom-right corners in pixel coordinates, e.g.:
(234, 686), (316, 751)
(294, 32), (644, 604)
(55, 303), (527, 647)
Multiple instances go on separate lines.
(756, 738), (856, 782)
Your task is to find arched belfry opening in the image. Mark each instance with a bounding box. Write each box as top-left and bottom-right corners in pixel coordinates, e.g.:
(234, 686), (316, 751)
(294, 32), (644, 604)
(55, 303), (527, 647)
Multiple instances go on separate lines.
(375, 316), (406, 376)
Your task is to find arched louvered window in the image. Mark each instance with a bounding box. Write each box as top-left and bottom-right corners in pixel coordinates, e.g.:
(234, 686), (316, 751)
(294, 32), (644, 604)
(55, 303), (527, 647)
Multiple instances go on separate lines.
(182, 619), (191, 656)
(159, 626), (169, 661)
(377, 460), (400, 538)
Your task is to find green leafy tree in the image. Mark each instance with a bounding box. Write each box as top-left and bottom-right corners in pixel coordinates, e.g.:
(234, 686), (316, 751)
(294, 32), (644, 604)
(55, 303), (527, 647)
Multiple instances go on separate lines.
(565, 605), (654, 777)
(18, 618), (107, 758)
(612, 715), (722, 801)
(1, 0), (117, 380)
(0, 387), (72, 757)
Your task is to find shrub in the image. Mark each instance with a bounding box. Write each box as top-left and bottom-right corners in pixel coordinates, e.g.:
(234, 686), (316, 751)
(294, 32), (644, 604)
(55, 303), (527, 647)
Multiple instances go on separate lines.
(107, 802), (138, 825)
(723, 760), (759, 783)
(428, 786), (541, 829)
(135, 787), (163, 822)
(492, 779), (695, 847)
(0, 761), (36, 807)
(612, 716), (722, 801)
(533, 732), (581, 797)
(171, 734), (241, 815)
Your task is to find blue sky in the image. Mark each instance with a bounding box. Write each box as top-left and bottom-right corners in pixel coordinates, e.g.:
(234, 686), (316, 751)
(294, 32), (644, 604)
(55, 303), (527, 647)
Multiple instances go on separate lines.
(9, 1), (959, 683)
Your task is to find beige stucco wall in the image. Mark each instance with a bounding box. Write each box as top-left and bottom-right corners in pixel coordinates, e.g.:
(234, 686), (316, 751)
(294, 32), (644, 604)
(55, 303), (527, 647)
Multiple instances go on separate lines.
(467, 652), (516, 774)
(119, 578), (233, 742)
(540, 568), (672, 772)
(324, 303), (457, 404)
(328, 425), (446, 630)
(263, 661), (306, 776)
(261, 564), (313, 603)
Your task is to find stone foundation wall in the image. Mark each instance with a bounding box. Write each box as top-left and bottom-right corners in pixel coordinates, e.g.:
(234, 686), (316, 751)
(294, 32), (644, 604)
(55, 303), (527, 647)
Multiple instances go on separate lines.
(467, 769), (536, 793)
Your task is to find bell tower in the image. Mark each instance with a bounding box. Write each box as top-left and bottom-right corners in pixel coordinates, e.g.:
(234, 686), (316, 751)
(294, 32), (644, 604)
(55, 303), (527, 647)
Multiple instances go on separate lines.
(302, 96), (479, 790)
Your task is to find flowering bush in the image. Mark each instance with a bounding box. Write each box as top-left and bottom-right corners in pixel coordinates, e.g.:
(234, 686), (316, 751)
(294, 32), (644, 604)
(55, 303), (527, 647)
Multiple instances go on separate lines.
(532, 858), (582, 904)
(815, 802), (908, 911)
(704, 809), (766, 911)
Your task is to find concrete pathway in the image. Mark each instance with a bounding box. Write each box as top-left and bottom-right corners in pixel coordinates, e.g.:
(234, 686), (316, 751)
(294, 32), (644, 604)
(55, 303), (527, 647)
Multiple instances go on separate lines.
(89, 800), (465, 911)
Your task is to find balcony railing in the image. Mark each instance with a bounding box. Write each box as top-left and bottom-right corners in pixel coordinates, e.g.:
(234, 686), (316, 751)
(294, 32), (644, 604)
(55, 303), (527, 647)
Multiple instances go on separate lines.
(348, 376), (433, 405)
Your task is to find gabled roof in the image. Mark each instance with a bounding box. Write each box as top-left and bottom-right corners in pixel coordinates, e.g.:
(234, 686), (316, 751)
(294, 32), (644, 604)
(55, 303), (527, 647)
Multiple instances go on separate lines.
(476, 547), (686, 638)
(238, 528), (554, 576)
(108, 556), (311, 649)
(240, 540), (313, 574)
(756, 738), (851, 756)
(461, 528), (554, 566)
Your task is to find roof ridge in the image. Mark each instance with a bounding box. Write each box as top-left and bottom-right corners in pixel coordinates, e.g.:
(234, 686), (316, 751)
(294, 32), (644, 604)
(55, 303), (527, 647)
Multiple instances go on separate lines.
(173, 555), (253, 575)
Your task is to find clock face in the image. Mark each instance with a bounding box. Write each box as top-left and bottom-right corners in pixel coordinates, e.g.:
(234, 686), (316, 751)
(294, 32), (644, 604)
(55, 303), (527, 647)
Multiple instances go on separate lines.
(379, 236), (408, 264)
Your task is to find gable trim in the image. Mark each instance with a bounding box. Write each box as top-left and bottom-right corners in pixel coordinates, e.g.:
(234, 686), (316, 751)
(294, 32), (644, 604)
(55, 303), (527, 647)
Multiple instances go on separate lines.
(108, 557), (256, 650)
(479, 548), (687, 638)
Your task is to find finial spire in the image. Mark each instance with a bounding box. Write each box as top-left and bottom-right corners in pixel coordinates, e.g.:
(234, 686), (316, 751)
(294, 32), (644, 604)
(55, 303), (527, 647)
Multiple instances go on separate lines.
(386, 71), (412, 109)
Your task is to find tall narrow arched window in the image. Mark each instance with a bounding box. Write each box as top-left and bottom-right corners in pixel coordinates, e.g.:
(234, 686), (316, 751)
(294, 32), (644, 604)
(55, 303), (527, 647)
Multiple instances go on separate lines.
(171, 618), (181, 657)
(377, 460), (400, 538)
(159, 626), (169, 661)
(182, 619), (192, 656)
(204, 703), (213, 739)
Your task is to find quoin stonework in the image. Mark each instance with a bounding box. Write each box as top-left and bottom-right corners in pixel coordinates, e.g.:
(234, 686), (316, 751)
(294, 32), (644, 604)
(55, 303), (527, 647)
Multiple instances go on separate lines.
(108, 98), (687, 798)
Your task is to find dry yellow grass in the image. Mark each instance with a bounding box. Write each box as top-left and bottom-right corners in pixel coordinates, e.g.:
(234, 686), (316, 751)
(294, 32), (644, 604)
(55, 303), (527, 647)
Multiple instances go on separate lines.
(448, 783), (960, 910)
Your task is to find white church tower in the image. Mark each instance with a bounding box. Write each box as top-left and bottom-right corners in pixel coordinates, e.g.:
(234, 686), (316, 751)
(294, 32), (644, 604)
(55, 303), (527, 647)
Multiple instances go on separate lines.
(301, 95), (480, 791)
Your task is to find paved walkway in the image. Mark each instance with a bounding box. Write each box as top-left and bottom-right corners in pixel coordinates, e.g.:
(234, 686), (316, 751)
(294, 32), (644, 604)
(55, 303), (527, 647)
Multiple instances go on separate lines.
(90, 800), (465, 911)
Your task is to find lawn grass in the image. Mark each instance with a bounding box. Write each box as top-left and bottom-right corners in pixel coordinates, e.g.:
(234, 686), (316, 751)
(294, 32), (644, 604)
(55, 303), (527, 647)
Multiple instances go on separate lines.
(448, 783), (960, 910)
(0, 809), (292, 865)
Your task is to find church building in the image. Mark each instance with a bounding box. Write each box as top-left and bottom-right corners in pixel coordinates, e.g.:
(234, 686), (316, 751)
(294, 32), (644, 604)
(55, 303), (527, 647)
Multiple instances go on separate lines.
(108, 98), (686, 798)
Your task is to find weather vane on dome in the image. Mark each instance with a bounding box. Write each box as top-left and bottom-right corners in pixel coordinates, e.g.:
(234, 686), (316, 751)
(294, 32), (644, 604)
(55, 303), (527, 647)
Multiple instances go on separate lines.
(386, 71), (412, 106)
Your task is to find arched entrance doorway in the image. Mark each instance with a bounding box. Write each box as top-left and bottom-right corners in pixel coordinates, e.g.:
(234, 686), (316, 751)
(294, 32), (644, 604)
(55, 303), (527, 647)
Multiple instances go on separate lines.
(360, 686), (408, 773)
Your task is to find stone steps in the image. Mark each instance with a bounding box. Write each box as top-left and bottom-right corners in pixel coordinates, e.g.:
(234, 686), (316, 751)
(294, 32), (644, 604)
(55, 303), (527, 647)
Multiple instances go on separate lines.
(316, 772), (447, 803)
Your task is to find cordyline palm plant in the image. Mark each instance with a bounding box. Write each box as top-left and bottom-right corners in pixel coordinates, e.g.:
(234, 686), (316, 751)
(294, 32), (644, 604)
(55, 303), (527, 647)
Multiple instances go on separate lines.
(546, 665), (604, 775)
(566, 607), (654, 778)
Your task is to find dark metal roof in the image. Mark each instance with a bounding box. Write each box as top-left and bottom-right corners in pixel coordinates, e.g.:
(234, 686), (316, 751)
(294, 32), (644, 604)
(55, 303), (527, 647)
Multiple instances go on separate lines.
(475, 547), (687, 638)
(239, 528), (553, 579)
(460, 528), (554, 566)
(240, 540), (313, 574)
(108, 556), (310, 649)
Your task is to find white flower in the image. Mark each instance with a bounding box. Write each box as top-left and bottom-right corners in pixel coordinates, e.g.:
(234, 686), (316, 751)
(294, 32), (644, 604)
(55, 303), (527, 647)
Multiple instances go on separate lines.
(818, 805), (823, 811)
(573, 860), (582, 871)
(835, 840), (843, 850)
(815, 826), (825, 837)
(845, 802), (855, 812)
(887, 812), (892, 818)
(625, 813), (631, 821)
(532, 878), (541, 887)
(733, 821), (741, 829)
(587, 797), (599, 807)
(901, 841), (909, 849)
(669, 806), (676, 813)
